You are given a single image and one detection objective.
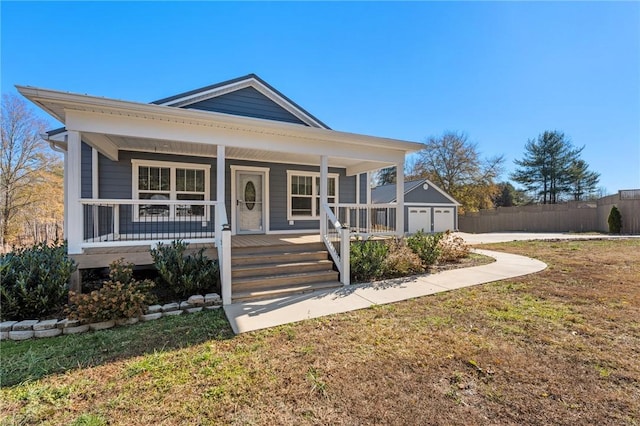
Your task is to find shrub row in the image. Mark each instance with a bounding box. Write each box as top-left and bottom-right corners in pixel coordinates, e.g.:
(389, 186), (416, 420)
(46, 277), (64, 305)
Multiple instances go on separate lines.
(1, 240), (220, 322)
(350, 231), (470, 283)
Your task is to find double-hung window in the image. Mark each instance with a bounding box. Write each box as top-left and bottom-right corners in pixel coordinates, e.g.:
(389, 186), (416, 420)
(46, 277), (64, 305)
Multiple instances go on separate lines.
(132, 160), (210, 221)
(287, 171), (338, 220)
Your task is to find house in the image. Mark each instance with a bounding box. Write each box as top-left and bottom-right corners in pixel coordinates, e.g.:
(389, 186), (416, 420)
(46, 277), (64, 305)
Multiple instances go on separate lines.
(371, 178), (460, 233)
(17, 74), (423, 304)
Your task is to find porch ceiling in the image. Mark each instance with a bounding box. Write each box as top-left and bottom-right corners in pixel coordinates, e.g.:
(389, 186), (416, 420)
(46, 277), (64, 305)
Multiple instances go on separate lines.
(86, 133), (394, 171)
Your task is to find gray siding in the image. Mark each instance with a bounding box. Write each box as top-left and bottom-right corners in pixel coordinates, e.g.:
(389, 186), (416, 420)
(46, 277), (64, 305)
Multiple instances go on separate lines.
(359, 173), (368, 204)
(405, 184), (455, 204)
(185, 87), (307, 125)
(81, 142), (93, 198)
(98, 151), (216, 199)
(90, 151), (356, 234)
(226, 159), (356, 231)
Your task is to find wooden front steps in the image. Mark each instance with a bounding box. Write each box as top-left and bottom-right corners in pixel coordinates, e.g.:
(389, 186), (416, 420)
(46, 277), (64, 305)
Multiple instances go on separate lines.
(231, 241), (341, 302)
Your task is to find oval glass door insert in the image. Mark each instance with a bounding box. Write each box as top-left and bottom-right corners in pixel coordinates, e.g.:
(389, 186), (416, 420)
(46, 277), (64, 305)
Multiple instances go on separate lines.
(245, 181), (256, 210)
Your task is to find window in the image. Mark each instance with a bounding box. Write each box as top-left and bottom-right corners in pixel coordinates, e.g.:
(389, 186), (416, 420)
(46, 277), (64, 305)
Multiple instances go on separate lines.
(132, 160), (210, 220)
(287, 171), (338, 220)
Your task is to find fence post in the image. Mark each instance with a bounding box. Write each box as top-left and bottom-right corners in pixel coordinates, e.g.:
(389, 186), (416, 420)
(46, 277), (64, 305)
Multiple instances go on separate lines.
(221, 224), (232, 305)
(340, 227), (350, 285)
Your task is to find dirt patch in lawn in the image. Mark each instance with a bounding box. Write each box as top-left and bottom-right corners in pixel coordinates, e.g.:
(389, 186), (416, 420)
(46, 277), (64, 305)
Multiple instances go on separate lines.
(1, 239), (639, 425)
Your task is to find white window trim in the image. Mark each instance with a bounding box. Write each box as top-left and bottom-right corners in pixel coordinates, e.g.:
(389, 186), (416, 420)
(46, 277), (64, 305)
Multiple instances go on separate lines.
(286, 170), (339, 221)
(131, 159), (211, 222)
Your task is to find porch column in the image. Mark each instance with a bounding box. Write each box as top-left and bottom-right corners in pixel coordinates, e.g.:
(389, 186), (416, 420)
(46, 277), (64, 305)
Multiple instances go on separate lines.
(396, 160), (405, 237)
(366, 172), (372, 204)
(320, 155), (328, 236)
(66, 131), (83, 254)
(92, 148), (99, 237)
(216, 145), (232, 306)
(62, 149), (68, 241)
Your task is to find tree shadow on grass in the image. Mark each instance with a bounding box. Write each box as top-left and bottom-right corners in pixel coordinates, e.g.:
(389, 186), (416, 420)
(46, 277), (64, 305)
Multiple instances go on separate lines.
(0, 309), (235, 387)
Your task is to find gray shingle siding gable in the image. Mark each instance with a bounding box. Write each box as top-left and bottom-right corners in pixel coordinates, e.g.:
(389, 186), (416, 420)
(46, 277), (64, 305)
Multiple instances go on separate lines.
(405, 185), (454, 204)
(185, 87), (308, 125)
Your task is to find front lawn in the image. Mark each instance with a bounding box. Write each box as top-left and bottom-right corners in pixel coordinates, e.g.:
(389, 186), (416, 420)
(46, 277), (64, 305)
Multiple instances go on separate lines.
(1, 239), (638, 425)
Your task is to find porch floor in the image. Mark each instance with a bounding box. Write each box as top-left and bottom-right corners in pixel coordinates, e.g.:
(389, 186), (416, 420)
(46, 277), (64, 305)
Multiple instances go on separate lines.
(231, 233), (321, 248)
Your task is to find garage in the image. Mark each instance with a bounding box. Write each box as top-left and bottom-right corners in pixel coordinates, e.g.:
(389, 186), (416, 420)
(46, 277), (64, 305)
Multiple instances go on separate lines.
(371, 178), (459, 234)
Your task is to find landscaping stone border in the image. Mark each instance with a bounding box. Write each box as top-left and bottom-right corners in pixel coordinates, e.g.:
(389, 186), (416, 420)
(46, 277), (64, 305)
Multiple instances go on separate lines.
(0, 293), (222, 341)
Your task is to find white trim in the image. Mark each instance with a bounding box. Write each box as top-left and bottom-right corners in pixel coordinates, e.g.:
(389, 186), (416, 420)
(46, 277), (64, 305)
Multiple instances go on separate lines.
(396, 159), (404, 237)
(131, 159), (211, 221)
(81, 237), (216, 250)
(67, 131), (83, 254)
(230, 165), (270, 236)
(157, 77), (327, 129)
(91, 148), (99, 238)
(91, 148), (99, 197)
(120, 148), (392, 175)
(17, 86), (422, 153)
(286, 170), (339, 221)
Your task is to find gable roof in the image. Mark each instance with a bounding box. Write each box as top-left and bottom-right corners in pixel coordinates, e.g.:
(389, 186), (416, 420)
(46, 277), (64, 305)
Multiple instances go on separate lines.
(371, 178), (459, 205)
(151, 73), (330, 129)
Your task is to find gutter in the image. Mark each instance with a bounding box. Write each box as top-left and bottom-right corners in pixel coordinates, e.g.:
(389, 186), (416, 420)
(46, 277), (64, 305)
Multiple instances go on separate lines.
(40, 132), (67, 153)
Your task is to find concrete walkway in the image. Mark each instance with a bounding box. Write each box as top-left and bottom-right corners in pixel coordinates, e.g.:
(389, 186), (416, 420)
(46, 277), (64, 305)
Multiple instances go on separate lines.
(224, 247), (547, 334)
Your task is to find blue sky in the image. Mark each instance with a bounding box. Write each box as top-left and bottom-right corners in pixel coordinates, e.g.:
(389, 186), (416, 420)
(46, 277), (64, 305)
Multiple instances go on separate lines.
(2, 1), (639, 194)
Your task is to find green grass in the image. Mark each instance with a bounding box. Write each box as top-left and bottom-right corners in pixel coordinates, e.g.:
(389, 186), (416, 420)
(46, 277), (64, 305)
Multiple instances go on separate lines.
(1, 239), (639, 425)
(0, 309), (233, 387)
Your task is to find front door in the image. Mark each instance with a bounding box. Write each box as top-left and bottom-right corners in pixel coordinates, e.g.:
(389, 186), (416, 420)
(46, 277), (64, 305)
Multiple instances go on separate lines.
(236, 171), (265, 234)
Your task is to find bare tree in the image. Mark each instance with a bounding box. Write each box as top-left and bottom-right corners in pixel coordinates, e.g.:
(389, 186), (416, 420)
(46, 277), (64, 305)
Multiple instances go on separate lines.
(0, 94), (55, 248)
(410, 131), (504, 212)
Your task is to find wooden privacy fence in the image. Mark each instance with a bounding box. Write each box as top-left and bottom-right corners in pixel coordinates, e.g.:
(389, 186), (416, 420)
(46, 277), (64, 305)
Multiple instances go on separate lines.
(459, 190), (640, 234)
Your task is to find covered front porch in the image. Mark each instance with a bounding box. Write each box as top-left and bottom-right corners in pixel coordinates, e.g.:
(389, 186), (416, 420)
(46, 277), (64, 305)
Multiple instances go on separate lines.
(18, 85), (422, 304)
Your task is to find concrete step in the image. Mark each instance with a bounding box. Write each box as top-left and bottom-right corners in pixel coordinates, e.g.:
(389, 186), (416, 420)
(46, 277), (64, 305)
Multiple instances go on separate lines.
(232, 280), (342, 303)
(233, 270), (339, 292)
(231, 249), (329, 266)
(232, 260), (335, 279)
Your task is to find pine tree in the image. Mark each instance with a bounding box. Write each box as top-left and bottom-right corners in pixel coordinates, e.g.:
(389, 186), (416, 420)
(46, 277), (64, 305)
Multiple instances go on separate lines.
(376, 166), (396, 185)
(567, 159), (600, 201)
(511, 131), (595, 204)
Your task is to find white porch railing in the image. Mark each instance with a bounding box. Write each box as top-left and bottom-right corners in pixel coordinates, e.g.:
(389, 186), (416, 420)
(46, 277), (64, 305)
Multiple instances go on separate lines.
(80, 199), (218, 247)
(335, 203), (398, 236)
(322, 203), (399, 286)
(322, 203), (350, 285)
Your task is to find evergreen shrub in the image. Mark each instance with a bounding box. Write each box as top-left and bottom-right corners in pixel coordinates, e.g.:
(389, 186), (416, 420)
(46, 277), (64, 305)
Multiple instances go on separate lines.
(150, 240), (219, 298)
(0, 241), (76, 320)
(607, 206), (622, 234)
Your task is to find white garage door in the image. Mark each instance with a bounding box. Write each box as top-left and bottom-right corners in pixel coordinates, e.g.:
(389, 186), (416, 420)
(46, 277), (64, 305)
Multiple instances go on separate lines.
(408, 208), (431, 234)
(433, 208), (454, 232)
